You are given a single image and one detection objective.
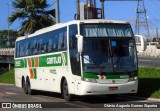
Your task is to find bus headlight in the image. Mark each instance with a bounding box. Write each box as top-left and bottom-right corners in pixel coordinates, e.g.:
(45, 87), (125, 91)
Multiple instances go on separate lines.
(84, 78), (97, 83)
(128, 76), (138, 82)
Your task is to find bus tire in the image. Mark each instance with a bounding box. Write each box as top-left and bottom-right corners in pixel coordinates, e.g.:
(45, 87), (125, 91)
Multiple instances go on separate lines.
(22, 78), (28, 94)
(26, 78), (34, 95)
(62, 79), (73, 102)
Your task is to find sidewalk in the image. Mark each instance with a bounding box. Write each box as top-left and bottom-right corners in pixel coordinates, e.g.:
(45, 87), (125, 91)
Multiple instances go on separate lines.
(0, 83), (14, 86)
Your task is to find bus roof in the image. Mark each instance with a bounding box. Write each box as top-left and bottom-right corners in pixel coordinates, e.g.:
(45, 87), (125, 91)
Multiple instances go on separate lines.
(16, 19), (130, 42)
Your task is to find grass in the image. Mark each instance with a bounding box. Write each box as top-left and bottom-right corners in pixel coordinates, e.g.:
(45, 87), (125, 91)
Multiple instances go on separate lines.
(137, 67), (160, 99)
(0, 69), (15, 84)
(138, 67), (160, 78)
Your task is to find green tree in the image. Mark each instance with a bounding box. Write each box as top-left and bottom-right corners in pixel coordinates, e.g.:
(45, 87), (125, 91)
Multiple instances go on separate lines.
(9, 0), (55, 35)
(0, 30), (18, 48)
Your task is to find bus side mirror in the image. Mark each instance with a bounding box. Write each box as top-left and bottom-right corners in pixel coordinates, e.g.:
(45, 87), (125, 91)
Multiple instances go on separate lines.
(135, 35), (147, 51)
(76, 34), (83, 54)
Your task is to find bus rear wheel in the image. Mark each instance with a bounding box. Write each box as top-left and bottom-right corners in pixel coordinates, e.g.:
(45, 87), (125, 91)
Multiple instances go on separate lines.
(62, 79), (72, 101)
(26, 79), (34, 95)
(22, 79), (28, 94)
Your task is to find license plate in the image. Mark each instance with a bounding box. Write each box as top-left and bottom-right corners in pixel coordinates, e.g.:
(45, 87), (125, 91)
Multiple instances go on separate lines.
(109, 87), (118, 91)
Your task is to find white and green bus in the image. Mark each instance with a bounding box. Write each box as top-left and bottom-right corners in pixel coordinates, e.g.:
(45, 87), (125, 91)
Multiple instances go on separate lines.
(15, 19), (138, 101)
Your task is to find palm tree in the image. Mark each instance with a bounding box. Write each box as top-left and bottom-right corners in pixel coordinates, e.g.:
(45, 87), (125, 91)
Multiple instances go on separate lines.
(9, 0), (55, 35)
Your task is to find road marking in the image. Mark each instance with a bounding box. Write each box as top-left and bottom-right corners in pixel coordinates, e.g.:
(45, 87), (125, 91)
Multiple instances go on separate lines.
(139, 59), (160, 62)
(32, 96), (46, 101)
(5, 92), (17, 95)
(139, 60), (151, 62)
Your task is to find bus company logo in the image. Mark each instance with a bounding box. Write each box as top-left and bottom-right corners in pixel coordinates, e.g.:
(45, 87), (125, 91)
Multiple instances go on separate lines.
(47, 56), (61, 65)
(15, 61), (21, 67)
(2, 103), (11, 108)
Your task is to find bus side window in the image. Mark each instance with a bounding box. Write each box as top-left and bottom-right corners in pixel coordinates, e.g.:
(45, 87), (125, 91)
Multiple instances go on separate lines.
(48, 38), (53, 52)
(53, 35), (58, 51)
(16, 42), (20, 57)
(43, 43), (48, 53)
(20, 42), (25, 57)
(37, 39), (42, 54)
(21, 40), (26, 57)
(32, 40), (37, 55)
(63, 31), (67, 50)
(58, 32), (64, 50)
(26, 42), (30, 56)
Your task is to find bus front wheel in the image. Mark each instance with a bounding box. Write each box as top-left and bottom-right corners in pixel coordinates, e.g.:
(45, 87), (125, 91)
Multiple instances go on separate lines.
(62, 79), (72, 101)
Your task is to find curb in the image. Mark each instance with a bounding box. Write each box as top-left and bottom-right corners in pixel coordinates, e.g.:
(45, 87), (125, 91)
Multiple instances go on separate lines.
(0, 83), (14, 86)
(120, 95), (160, 102)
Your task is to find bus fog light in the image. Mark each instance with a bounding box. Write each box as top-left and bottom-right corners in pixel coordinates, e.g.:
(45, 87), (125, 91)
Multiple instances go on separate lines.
(84, 78), (97, 83)
(134, 76), (138, 80)
(128, 76), (138, 81)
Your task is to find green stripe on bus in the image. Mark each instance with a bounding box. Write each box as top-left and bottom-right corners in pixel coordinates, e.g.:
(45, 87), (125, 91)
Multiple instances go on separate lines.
(83, 72), (99, 79)
(15, 59), (25, 68)
(24, 59), (27, 68)
(15, 52), (68, 68)
(64, 52), (68, 66)
(33, 68), (37, 79)
(39, 53), (68, 67)
(105, 75), (129, 79)
(31, 58), (34, 67)
(83, 72), (129, 79)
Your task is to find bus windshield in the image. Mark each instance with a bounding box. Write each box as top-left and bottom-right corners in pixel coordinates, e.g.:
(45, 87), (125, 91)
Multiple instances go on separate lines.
(80, 23), (133, 37)
(81, 24), (137, 74)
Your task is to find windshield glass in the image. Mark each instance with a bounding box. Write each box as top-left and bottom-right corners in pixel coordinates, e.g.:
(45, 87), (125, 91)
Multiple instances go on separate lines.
(83, 38), (113, 74)
(80, 23), (133, 37)
(83, 38), (137, 74)
(111, 39), (137, 72)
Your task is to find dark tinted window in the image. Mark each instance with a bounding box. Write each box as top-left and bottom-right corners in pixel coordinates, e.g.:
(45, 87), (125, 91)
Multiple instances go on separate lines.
(69, 24), (81, 76)
(80, 23), (133, 37)
(15, 27), (67, 58)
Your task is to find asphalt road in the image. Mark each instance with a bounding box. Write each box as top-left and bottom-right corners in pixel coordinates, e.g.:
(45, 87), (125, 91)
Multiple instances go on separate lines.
(0, 84), (159, 111)
(138, 57), (160, 67)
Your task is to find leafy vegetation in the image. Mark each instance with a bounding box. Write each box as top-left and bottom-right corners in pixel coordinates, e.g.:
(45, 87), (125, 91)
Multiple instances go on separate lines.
(0, 69), (15, 84)
(9, 0), (55, 35)
(137, 67), (160, 98)
(0, 30), (18, 48)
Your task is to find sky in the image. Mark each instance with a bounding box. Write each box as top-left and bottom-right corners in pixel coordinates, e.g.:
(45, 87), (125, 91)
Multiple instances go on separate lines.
(0, 0), (160, 37)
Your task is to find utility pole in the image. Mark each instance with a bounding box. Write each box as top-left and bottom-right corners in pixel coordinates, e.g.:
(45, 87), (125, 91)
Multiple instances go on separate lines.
(5, 2), (11, 44)
(100, 0), (105, 19)
(76, 0), (80, 19)
(5, 2), (11, 71)
(94, 0), (96, 8)
(135, 0), (150, 38)
(156, 27), (158, 39)
(55, 0), (60, 23)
